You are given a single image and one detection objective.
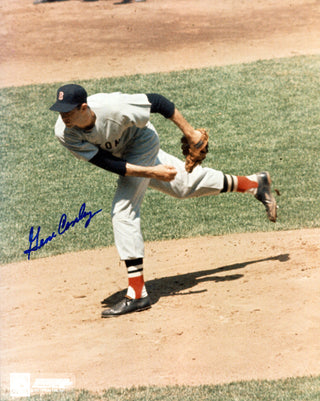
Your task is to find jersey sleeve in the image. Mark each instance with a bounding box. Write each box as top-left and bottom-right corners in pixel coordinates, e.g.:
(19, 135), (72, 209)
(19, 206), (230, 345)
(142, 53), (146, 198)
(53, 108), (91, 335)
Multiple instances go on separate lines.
(115, 93), (151, 130)
(55, 119), (98, 162)
(146, 93), (175, 118)
(89, 148), (127, 176)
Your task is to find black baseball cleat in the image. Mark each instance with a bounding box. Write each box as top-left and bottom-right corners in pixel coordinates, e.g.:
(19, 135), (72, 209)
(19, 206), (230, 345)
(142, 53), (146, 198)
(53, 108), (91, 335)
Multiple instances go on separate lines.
(255, 171), (277, 222)
(101, 296), (151, 318)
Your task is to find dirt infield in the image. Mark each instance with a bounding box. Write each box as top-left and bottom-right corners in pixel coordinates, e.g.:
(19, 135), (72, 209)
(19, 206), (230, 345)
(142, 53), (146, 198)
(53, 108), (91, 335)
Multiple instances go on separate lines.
(1, 0), (320, 392)
(1, 230), (320, 390)
(1, 0), (320, 87)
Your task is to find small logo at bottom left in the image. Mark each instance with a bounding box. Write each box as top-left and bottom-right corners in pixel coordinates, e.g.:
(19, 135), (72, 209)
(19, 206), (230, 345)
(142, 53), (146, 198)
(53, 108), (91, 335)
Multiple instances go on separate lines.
(10, 373), (31, 397)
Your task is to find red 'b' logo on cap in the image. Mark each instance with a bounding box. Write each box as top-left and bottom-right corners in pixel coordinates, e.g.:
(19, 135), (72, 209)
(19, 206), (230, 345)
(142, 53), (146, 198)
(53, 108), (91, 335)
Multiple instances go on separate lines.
(58, 91), (64, 101)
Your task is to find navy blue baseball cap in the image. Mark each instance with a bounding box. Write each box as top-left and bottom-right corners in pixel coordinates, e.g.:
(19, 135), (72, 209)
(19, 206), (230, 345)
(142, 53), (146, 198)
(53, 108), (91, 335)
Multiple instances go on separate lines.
(50, 84), (87, 112)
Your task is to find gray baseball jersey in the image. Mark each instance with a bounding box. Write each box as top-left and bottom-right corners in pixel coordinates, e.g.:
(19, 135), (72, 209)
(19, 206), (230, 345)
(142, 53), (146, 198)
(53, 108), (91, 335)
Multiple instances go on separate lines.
(54, 92), (152, 160)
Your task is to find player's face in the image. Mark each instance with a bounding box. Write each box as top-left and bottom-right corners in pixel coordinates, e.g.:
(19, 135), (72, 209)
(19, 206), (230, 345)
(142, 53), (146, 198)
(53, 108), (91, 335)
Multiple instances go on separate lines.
(60, 107), (82, 128)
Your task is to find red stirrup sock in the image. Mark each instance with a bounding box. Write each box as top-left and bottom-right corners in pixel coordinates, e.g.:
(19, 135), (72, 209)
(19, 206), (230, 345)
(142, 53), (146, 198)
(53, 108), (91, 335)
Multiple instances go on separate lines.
(125, 258), (148, 299)
(222, 174), (258, 195)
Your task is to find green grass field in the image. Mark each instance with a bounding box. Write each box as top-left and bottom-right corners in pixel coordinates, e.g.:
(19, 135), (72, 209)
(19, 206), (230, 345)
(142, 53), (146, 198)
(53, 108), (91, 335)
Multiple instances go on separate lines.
(1, 55), (319, 264)
(1, 376), (320, 400)
(1, 55), (320, 399)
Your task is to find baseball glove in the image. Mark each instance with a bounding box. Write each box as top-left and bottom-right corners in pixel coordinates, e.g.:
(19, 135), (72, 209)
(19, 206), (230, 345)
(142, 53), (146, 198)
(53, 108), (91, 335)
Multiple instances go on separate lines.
(181, 128), (209, 173)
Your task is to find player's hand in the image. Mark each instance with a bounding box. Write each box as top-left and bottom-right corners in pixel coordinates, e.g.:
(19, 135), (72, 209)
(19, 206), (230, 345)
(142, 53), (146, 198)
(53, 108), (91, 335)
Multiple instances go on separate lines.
(151, 165), (177, 181)
(188, 129), (208, 154)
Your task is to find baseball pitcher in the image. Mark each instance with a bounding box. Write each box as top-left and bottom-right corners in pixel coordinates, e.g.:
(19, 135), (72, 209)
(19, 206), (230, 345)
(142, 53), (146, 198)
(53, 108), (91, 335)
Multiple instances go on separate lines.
(50, 84), (277, 317)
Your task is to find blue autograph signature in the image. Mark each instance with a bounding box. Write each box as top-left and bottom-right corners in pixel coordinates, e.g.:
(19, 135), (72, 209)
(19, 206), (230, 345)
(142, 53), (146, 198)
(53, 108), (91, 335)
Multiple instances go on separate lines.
(24, 203), (102, 260)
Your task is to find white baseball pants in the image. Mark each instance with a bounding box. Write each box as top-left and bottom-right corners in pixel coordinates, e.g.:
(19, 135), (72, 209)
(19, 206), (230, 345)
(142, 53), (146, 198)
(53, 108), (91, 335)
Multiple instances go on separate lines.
(111, 124), (224, 260)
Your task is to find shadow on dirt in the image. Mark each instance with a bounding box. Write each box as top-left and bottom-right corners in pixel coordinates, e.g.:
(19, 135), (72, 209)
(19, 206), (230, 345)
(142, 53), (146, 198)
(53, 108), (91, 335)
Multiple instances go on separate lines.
(101, 253), (289, 307)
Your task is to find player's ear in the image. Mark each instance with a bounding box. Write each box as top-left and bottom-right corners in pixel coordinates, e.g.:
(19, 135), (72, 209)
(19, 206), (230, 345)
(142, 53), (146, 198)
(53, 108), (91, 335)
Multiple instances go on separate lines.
(79, 103), (88, 112)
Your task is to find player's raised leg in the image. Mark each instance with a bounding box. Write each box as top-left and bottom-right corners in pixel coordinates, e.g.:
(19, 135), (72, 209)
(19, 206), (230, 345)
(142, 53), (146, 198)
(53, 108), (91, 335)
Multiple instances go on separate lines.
(149, 150), (277, 222)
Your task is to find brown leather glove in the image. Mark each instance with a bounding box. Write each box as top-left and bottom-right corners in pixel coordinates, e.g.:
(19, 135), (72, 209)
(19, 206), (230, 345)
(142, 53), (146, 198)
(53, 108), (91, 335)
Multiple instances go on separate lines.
(181, 128), (209, 173)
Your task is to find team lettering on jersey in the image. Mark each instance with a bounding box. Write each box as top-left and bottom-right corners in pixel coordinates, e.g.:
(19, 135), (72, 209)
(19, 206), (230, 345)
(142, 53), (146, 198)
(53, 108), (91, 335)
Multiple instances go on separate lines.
(104, 138), (121, 150)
